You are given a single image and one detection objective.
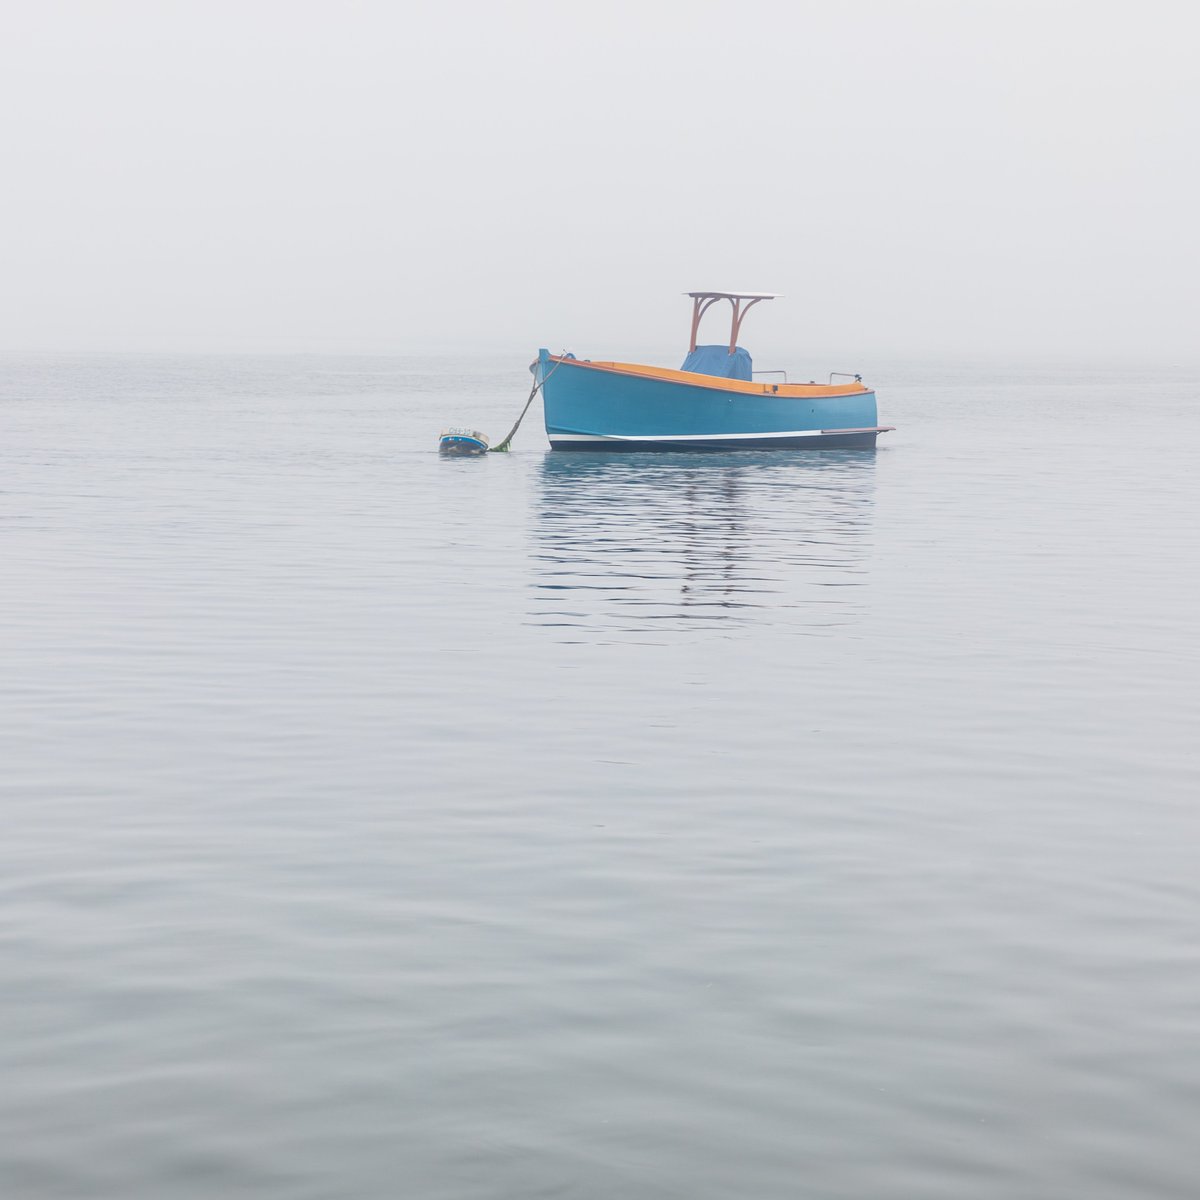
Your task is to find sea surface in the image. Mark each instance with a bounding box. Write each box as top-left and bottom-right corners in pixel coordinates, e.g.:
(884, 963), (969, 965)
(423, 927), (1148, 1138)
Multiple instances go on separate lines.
(2, 353), (1198, 1199)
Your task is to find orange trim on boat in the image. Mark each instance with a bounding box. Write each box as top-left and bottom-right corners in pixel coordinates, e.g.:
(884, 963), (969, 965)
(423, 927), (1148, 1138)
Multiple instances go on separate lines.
(547, 356), (871, 398)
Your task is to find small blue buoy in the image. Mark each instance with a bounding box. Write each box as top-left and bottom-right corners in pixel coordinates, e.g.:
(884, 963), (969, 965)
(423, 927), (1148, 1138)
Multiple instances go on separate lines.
(439, 428), (490, 456)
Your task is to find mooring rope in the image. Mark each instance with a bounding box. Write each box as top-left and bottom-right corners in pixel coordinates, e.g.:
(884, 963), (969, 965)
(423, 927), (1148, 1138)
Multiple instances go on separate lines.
(489, 355), (566, 452)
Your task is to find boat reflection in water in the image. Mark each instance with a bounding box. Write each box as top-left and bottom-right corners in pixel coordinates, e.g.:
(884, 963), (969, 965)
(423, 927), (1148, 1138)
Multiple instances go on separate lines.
(530, 450), (876, 639)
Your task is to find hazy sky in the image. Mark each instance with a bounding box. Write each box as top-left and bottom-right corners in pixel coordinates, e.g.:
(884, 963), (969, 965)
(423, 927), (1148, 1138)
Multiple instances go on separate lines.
(2, 0), (1197, 361)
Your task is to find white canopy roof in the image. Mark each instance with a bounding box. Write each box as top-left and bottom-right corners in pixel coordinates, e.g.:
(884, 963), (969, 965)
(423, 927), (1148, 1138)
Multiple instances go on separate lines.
(685, 290), (780, 300)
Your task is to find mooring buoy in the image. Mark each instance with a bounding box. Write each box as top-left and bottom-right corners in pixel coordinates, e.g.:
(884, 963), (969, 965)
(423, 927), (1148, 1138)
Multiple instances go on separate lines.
(438, 428), (490, 456)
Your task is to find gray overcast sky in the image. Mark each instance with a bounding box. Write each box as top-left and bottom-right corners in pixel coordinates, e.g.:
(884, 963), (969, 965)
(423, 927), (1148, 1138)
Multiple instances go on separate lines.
(2, 0), (1197, 361)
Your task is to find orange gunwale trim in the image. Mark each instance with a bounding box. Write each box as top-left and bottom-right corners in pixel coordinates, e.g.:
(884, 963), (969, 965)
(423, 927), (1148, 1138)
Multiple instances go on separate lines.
(548, 356), (871, 398)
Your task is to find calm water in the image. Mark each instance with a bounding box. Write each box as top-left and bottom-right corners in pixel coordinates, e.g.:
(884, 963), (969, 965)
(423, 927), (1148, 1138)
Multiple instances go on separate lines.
(2, 354), (1198, 1198)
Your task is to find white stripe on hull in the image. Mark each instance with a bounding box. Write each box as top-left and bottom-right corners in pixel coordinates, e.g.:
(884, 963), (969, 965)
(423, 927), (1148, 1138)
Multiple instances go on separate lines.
(551, 430), (819, 443)
(548, 428), (881, 444)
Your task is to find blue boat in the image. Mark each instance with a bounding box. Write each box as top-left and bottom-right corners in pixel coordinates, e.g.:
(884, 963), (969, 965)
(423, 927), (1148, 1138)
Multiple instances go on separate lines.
(535, 291), (893, 451)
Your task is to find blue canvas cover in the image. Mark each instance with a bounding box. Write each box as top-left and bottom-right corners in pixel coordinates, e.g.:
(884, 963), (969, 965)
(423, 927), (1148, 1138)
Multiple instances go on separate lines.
(680, 344), (753, 381)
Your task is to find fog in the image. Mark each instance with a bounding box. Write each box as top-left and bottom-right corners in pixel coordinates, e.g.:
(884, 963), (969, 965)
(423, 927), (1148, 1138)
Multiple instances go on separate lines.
(3, 0), (1197, 362)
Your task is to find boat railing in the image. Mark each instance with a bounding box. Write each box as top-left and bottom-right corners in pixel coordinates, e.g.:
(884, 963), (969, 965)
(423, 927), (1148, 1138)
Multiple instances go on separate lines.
(753, 369), (788, 383)
(829, 372), (863, 384)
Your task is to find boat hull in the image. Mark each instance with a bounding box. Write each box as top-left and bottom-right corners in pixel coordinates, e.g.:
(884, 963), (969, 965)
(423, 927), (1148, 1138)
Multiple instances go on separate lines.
(535, 350), (889, 451)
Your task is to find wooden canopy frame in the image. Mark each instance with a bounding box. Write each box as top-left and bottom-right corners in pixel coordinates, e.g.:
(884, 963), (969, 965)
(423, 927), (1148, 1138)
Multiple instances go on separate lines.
(686, 291), (779, 354)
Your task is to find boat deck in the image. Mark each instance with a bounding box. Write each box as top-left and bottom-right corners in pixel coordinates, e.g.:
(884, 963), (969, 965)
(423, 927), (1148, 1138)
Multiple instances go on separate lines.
(547, 355), (871, 399)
